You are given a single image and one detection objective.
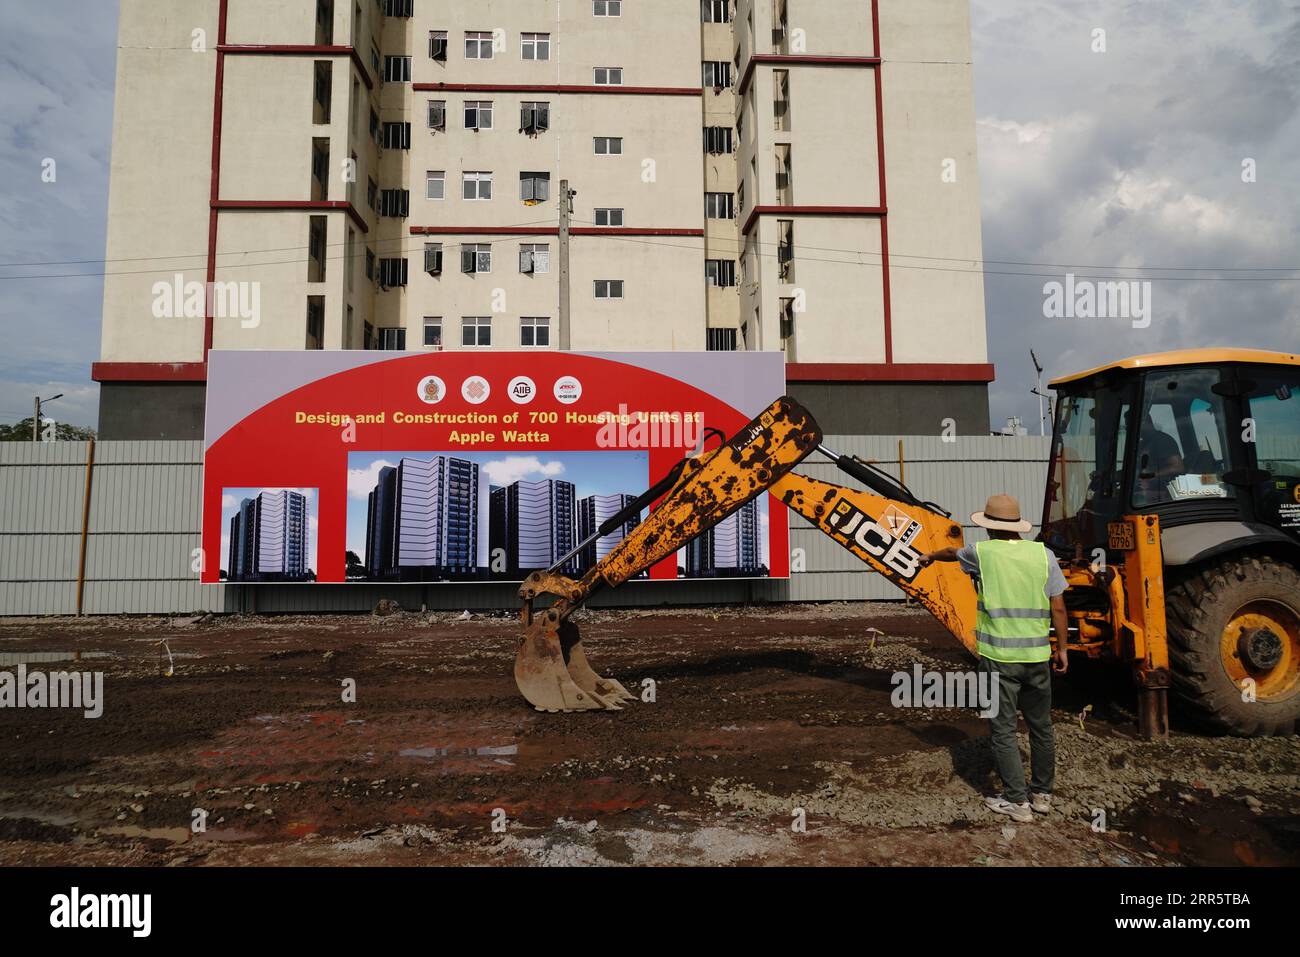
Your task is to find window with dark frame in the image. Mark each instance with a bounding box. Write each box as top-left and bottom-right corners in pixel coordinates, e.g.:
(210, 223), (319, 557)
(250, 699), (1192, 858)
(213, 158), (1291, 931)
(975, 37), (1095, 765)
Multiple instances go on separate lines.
(706, 259), (737, 287)
(465, 30), (495, 59)
(520, 101), (549, 134)
(429, 30), (448, 61)
(306, 296), (325, 349)
(702, 0), (732, 24)
(308, 216), (327, 282)
(706, 328), (738, 351)
(378, 258), (408, 287)
(461, 317), (492, 347)
(423, 317), (443, 349)
(464, 100), (493, 130)
(704, 126), (733, 154)
(383, 55), (411, 82)
(594, 279), (624, 299)
(705, 192), (734, 219)
(594, 207), (624, 227)
(378, 327), (406, 349)
(460, 243), (492, 273)
(520, 317), (550, 347)
(382, 121), (411, 149)
(423, 243), (443, 275)
(379, 188), (410, 217)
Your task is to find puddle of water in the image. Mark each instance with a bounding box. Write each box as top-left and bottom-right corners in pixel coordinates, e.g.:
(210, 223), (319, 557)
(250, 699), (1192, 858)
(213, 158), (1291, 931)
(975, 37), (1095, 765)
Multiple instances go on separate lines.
(101, 825), (190, 843)
(400, 745), (519, 759)
(0, 652), (112, 666)
(195, 828), (259, 843)
(0, 807), (78, 827)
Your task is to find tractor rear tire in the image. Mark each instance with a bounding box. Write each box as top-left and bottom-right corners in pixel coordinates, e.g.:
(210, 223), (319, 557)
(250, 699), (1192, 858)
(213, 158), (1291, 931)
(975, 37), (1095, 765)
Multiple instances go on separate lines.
(1165, 555), (1300, 736)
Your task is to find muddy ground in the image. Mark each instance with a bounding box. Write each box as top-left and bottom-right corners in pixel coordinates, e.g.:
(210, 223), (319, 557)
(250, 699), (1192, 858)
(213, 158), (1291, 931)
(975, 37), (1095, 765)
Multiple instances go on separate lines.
(0, 603), (1296, 867)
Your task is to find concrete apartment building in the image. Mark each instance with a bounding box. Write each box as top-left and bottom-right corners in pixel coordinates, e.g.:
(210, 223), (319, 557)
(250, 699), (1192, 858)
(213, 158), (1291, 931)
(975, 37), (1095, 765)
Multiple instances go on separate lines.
(364, 455), (481, 579)
(94, 0), (992, 438)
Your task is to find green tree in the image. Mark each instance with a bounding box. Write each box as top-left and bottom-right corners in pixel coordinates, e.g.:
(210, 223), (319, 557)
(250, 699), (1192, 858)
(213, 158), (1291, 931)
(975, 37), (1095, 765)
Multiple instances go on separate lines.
(0, 418), (97, 442)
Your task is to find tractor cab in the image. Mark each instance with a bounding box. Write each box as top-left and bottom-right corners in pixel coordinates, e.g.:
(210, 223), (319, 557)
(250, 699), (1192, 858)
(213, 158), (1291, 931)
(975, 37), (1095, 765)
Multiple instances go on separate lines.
(1042, 349), (1300, 566)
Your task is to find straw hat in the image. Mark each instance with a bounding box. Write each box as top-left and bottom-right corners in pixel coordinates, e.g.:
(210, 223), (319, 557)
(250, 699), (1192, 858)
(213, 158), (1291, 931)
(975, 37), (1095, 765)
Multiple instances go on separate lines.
(971, 493), (1033, 533)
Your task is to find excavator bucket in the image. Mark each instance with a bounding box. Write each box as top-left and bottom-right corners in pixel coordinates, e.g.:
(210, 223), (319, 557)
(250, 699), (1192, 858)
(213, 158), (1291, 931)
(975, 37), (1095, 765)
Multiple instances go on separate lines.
(515, 396), (822, 712)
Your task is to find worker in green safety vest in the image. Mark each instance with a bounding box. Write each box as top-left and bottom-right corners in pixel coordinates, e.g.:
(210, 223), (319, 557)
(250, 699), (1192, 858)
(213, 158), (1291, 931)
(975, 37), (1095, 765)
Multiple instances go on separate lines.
(919, 494), (1070, 824)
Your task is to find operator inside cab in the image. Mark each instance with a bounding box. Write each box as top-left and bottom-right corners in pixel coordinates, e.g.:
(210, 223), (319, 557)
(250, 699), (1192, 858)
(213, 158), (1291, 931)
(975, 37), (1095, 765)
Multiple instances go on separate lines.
(1136, 410), (1185, 503)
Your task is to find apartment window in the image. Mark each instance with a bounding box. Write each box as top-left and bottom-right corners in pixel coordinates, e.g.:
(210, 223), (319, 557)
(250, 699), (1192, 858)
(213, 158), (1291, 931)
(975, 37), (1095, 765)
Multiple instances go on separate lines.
(520, 172), (551, 203)
(704, 126), (733, 154)
(462, 171), (493, 200)
(701, 0), (732, 23)
(347, 303), (355, 347)
(426, 170), (445, 199)
(370, 44), (381, 78)
(594, 136), (623, 155)
(427, 100), (446, 130)
(519, 243), (550, 274)
(778, 219), (794, 281)
(382, 121), (411, 149)
(423, 243), (443, 275)
(594, 0), (622, 16)
(594, 67), (623, 85)
(736, 181), (745, 215)
(308, 216), (327, 282)
(364, 321), (375, 349)
(378, 327), (406, 349)
(595, 279), (624, 299)
(365, 247), (376, 280)
(429, 30), (448, 61)
(776, 144), (793, 200)
(379, 188), (410, 217)
(594, 207), (624, 227)
(461, 317), (492, 347)
(306, 296), (325, 349)
(706, 259), (737, 287)
(465, 31), (494, 59)
(350, 76), (360, 133)
(316, 0), (334, 45)
(779, 296), (796, 348)
(520, 317), (550, 347)
(313, 61), (332, 123)
(423, 317), (443, 349)
(520, 101), (550, 134)
(703, 61), (731, 90)
(366, 177), (378, 211)
(464, 100), (493, 130)
(522, 33), (551, 60)
(774, 69), (790, 131)
(310, 137), (330, 200)
(383, 0), (412, 17)
(346, 228), (355, 291)
(378, 258), (408, 287)
(369, 108), (380, 144)
(705, 192), (734, 220)
(383, 56), (411, 82)
(707, 328), (738, 351)
(460, 243), (492, 273)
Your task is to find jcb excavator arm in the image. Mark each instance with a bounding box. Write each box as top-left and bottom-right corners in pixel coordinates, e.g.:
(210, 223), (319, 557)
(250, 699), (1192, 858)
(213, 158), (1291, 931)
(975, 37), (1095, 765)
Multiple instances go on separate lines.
(513, 395), (983, 712)
(515, 396), (824, 712)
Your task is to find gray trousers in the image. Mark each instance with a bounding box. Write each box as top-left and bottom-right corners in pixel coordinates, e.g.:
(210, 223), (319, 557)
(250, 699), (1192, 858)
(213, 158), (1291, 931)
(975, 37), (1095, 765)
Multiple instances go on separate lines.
(978, 657), (1055, 804)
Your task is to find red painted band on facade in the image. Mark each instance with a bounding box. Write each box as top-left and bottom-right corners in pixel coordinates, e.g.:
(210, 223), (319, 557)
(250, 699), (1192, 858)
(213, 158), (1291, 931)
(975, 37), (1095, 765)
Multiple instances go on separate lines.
(740, 204), (886, 237)
(204, 0), (230, 359)
(871, 0), (894, 364)
(92, 362), (209, 383)
(217, 44), (374, 89)
(738, 54), (880, 98)
(786, 363), (995, 383)
(409, 226), (705, 237)
(414, 83), (702, 96)
(213, 199), (370, 234)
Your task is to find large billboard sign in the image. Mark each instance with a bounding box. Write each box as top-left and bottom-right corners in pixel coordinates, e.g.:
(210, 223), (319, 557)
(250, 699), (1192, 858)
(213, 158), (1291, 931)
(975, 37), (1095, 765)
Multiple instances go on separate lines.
(202, 351), (788, 585)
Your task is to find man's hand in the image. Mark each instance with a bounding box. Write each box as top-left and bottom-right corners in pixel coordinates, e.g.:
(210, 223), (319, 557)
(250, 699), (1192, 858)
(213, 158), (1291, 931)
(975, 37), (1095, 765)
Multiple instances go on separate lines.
(1052, 647), (1069, 674)
(919, 547), (960, 568)
(917, 553), (935, 568)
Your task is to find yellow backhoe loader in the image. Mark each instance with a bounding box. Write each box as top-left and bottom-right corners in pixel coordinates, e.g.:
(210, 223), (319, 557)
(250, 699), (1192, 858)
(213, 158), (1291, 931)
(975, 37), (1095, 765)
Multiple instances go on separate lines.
(516, 349), (1300, 738)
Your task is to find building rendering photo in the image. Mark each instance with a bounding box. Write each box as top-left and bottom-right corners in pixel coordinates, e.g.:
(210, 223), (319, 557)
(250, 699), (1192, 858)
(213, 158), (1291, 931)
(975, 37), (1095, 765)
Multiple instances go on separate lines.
(363, 455), (483, 580)
(223, 488), (314, 582)
(684, 496), (764, 577)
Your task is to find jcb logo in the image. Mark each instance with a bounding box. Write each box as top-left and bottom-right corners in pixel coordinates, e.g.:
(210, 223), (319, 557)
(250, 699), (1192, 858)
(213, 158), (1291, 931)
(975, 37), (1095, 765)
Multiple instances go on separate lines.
(825, 499), (923, 581)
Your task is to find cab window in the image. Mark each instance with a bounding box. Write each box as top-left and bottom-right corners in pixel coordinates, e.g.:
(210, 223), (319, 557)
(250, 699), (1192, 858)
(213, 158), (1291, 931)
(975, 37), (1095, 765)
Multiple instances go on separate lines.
(1134, 367), (1235, 507)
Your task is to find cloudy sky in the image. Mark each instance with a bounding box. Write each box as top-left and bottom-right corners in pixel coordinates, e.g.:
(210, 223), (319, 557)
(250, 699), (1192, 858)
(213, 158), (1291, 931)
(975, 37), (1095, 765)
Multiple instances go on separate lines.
(0, 1), (1296, 431)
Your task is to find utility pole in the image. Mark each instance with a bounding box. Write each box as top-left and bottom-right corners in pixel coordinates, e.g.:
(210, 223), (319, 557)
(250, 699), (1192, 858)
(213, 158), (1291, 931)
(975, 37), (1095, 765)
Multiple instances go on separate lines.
(558, 179), (574, 350)
(33, 396), (39, 442)
(1030, 349), (1046, 437)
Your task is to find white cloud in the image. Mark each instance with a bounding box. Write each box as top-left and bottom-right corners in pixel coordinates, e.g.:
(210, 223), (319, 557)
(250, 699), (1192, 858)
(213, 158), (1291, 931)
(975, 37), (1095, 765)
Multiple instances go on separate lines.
(347, 459), (396, 500)
(481, 456), (565, 487)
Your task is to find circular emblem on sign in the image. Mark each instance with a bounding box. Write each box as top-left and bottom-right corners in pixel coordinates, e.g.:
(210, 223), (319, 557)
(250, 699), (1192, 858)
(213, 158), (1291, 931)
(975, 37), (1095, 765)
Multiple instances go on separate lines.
(553, 375), (582, 405)
(461, 375), (491, 405)
(1294, 484), (1300, 504)
(507, 375), (537, 405)
(416, 375), (446, 405)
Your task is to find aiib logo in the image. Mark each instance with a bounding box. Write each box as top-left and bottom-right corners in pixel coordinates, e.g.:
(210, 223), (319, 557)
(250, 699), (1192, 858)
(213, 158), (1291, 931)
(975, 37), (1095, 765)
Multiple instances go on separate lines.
(508, 375), (537, 404)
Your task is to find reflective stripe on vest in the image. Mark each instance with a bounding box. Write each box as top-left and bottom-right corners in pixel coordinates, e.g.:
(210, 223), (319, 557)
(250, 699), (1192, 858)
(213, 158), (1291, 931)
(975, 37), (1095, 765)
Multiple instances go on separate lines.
(974, 539), (1052, 663)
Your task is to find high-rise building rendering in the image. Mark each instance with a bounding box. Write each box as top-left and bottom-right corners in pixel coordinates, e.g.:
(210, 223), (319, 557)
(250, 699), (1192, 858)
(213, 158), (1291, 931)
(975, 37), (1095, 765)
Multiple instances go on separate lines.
(489, 479), (578, 577)
(95, 0), (992, 439)
(227, 489), (310, 581)
(576, 493), (641, 572)
(685, 496), (761, 577)
(364, 455), (481, 579)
